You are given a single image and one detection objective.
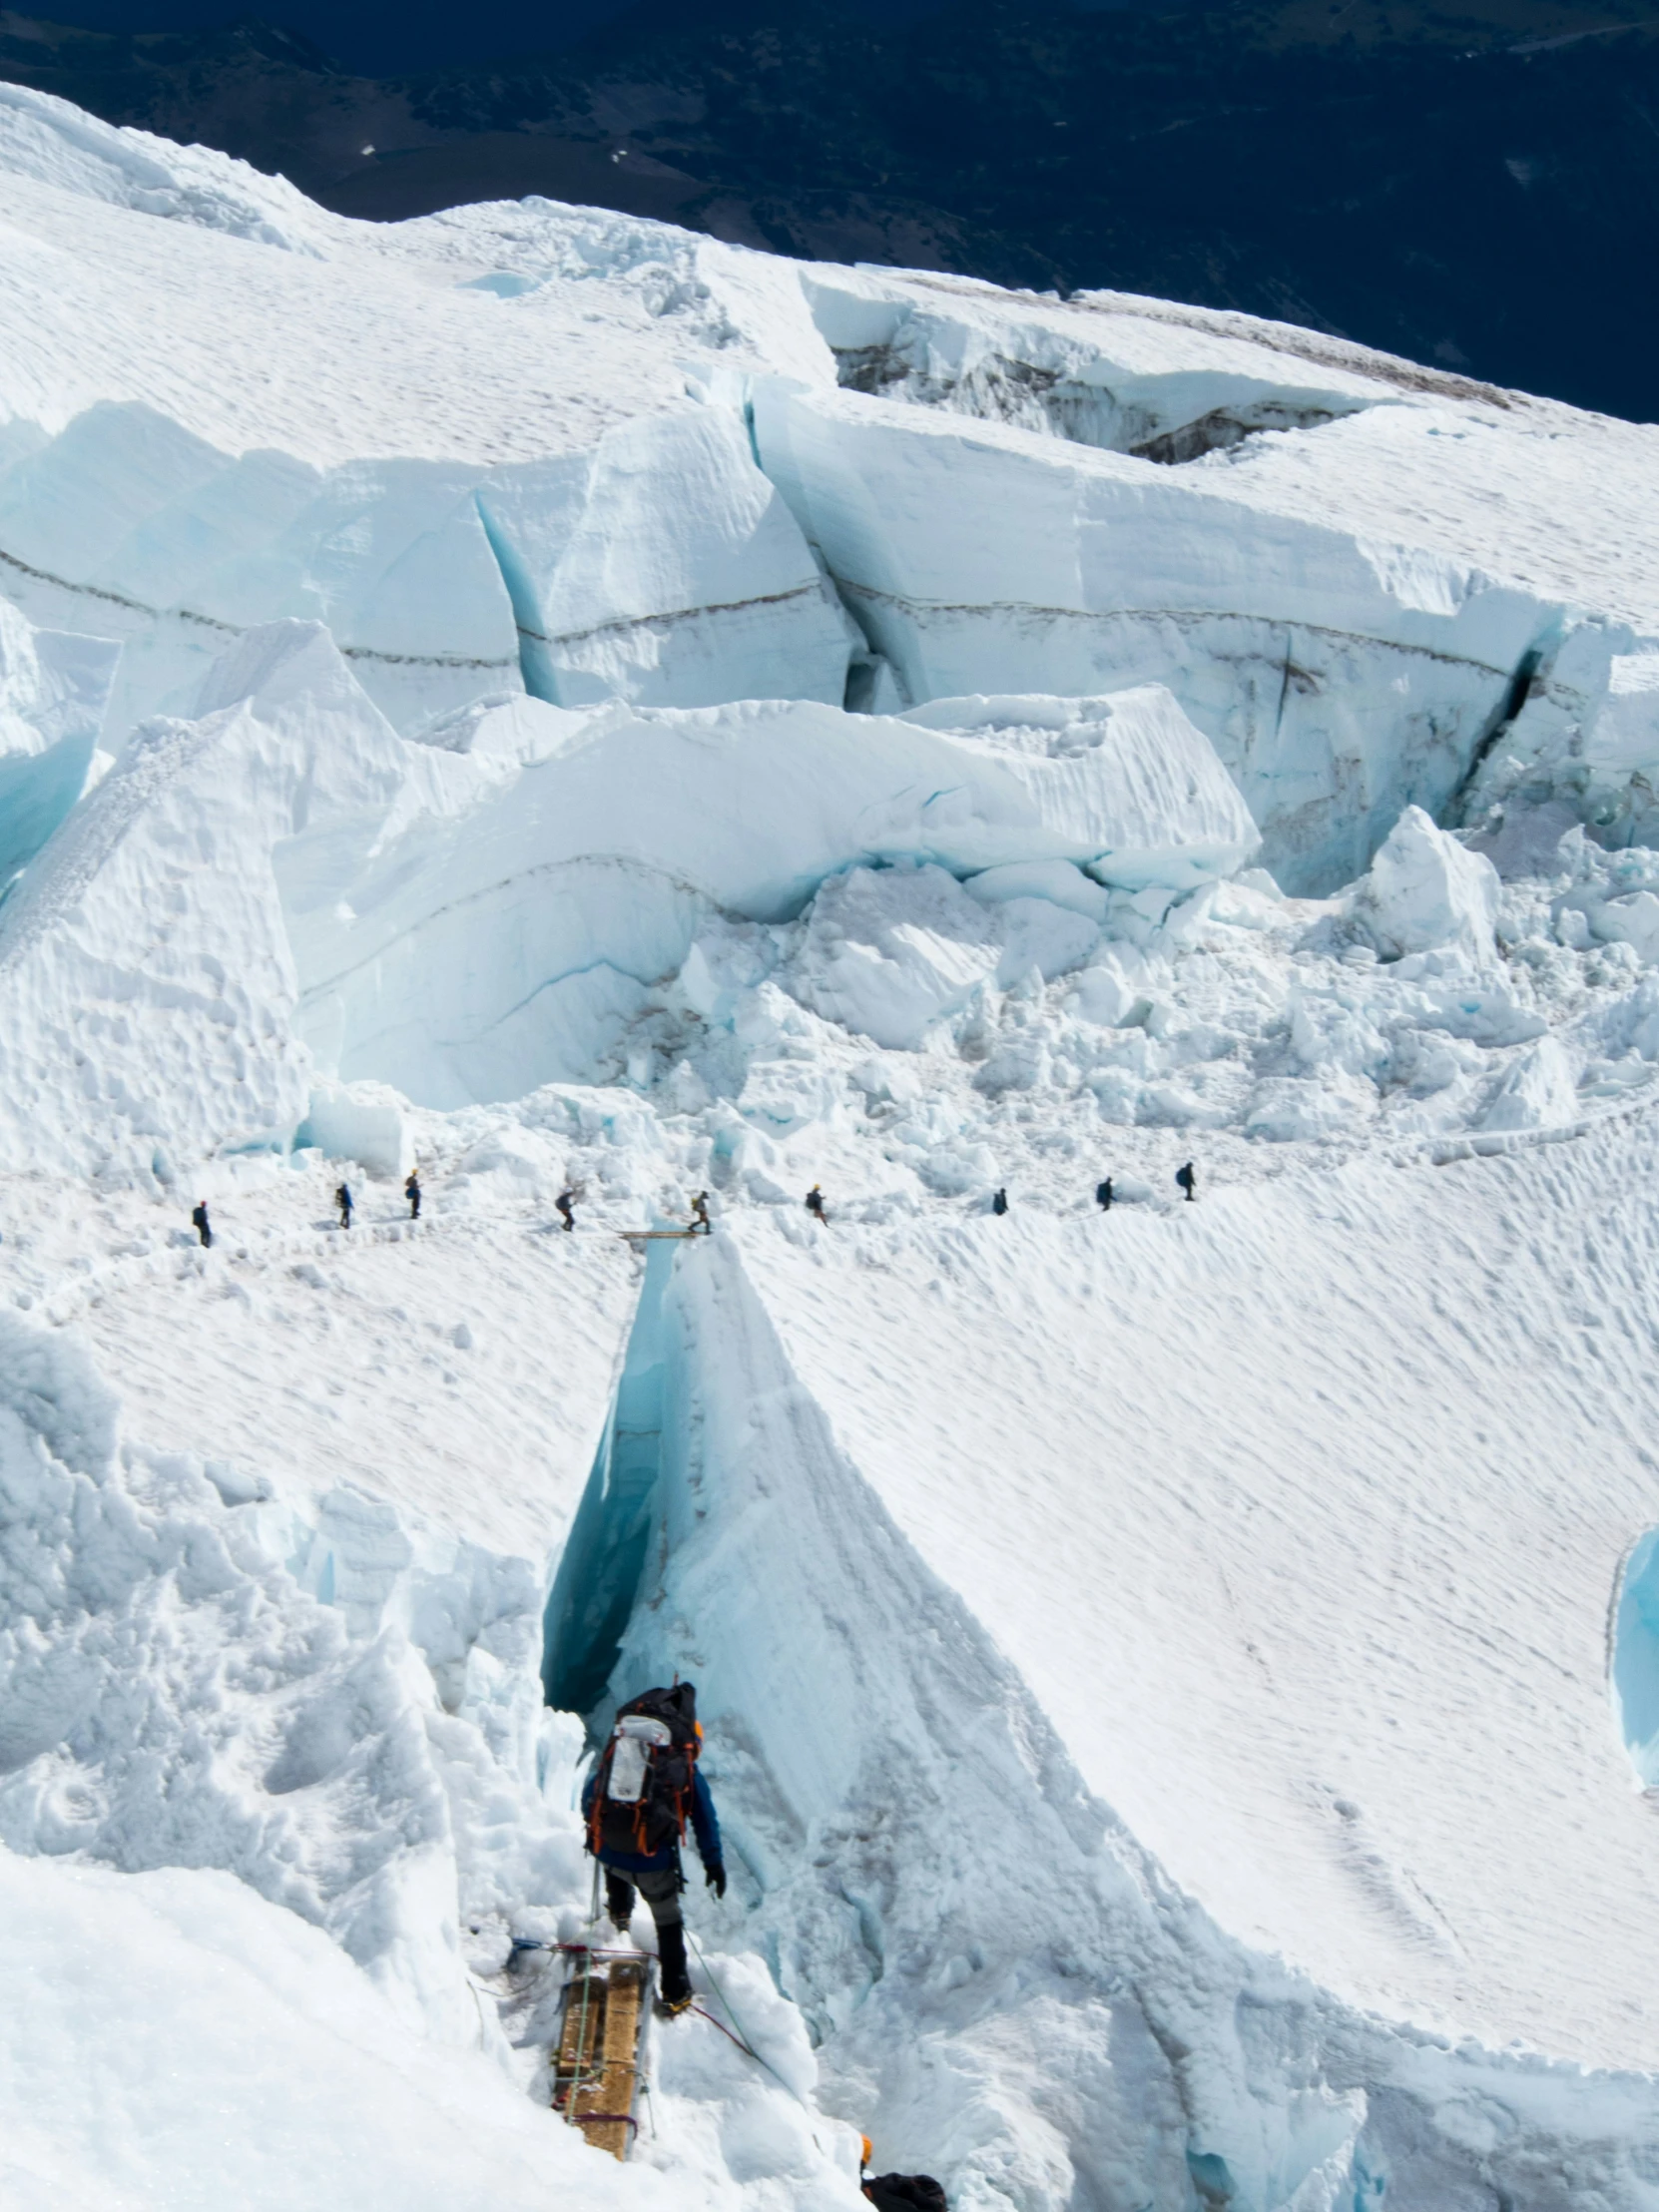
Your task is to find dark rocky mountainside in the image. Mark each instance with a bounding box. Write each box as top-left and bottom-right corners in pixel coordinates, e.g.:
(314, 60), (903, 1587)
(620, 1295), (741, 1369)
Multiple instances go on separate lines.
(2, 0), (1656, 417)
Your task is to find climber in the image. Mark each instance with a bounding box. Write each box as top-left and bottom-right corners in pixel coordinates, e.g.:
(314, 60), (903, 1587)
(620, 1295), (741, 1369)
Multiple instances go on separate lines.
(556, 1187), (576, 1233)
(191, 1200), (213, 1250)
(1095, 1177), (1113, 1212)
(806, 1183), (828, 1223)
(1175, 1161), (1197, 1202)
(860, 2141), (948, 2212)
(690, 1190), (711, 1234)
(991, 1187), (1008, 1216)
(335, 1181), (353, 1230)
(582, 1682), (727, 2019)
(404, 1169), (421, 1220)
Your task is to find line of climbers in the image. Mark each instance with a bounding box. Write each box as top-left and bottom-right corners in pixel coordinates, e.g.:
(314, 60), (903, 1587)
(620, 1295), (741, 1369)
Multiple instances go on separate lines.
(583, 1678), (949, 2209)
(189, 1171), (424, 1248)
(190, 1162), (1202, 1249)
(802, 1160), (1202, 1228)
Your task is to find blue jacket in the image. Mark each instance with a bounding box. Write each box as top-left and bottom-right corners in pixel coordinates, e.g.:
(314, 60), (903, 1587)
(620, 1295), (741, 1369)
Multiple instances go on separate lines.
(582, 1764), (723, 1879)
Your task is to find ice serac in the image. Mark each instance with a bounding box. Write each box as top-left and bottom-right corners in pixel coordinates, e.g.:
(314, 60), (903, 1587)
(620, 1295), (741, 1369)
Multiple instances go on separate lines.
(295, 682), (1256, 1106)
(1349, 804), (1500, 961)
(0, 627), (1249, 1159)
(476, 406), (853, 710)
(0, 596), (118, 884)
(786, 863), (1006, 1050)
(0, 79), (330, 251)
(1480, 1033), (1580, 1132)
(750, 374), (1612, 895)
(0, 621), (407, 1176)
(902, 688), (1259, 889)
(0, 403), (523, 739)
(800, 263), (1383, 459)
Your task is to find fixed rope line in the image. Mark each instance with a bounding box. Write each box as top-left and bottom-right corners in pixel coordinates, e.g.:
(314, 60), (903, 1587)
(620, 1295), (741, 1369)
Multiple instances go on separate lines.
(686, 1929), (823, 2140)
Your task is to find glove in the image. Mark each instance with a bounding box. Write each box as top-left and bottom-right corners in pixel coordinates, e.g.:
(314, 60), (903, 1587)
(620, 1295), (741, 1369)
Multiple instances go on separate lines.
(706, 1863), (727, 1899)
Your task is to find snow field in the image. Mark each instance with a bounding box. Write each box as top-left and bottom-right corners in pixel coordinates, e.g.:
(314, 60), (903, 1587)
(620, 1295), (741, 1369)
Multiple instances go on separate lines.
(7, 75), (1659, 2212)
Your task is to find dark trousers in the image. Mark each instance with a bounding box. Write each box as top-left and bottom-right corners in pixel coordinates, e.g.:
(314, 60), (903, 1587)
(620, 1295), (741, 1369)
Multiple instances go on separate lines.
(605, 1866), (690, 2001)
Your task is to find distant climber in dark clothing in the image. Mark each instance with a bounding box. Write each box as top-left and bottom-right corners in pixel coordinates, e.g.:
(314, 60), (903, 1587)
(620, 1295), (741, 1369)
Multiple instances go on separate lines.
(582, 1683), (727, 2018)
(690, 1190), (711, 1233)
(991, 1187), (1008, 1216)
(191, 1201), (212, 1249)
(1095, 1178), (1113, 1211)
(404, 1170), (420, 1220)
(335, 1181), (352, 1230)
(555, 1188), (576, 1232)
(1175, 1161), (1196, 1202)
(806, 1184), (827, 1222)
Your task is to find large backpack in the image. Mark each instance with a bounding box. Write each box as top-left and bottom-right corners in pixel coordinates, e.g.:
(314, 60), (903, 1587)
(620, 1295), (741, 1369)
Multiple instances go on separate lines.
(863, 2178), (948, 2212)
(589, 1683), (701, 1857)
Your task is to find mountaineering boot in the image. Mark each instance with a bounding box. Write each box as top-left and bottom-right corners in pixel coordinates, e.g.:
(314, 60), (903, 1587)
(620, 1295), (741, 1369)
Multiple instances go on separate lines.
(656, 1920), (693, 2017)
(604, 1872), (635, 1940)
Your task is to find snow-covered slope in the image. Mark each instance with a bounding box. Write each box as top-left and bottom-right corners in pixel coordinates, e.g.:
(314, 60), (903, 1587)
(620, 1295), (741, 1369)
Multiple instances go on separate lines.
(6, 77), (1659, 2212)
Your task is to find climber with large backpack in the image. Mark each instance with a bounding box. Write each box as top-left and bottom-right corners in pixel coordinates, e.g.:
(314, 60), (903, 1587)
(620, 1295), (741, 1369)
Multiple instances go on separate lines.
(581, 1681), (727, 2018)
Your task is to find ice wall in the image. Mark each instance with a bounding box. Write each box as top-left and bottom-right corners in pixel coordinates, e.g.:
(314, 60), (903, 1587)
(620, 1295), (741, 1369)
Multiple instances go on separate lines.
(0, 398), (853, 743)
(0, 596), (118, 884)
(0, 403), (523, 737)
(750, 377), (1621, 893)
(800, 265), (1385, 461)
(5, 82), (1659, 912)
(542, 1233), (675, 1722)
(477, 407), (853, 711)
(305, 679), (1255, 1105)
(1613, 1531), (1659, 1790)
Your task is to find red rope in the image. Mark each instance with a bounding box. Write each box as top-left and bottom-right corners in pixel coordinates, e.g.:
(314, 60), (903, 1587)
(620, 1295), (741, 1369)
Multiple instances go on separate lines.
(690, 2004), (760, 2059)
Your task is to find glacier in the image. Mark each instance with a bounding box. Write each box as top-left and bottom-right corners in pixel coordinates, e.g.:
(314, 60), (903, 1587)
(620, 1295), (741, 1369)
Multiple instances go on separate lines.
(5, 72), (1659, 2212)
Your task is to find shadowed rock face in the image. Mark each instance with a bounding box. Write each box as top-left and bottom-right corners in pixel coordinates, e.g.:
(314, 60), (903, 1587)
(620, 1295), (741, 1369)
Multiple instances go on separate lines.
(2, 0), (1658, 420)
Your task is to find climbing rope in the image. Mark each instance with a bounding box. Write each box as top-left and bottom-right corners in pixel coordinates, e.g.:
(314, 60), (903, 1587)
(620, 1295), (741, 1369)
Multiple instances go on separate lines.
(686, 1929), (818, 2122)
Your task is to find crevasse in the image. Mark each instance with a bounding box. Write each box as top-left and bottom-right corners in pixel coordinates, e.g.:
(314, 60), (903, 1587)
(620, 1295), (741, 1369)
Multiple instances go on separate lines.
(549, 1229), (1659, 2212)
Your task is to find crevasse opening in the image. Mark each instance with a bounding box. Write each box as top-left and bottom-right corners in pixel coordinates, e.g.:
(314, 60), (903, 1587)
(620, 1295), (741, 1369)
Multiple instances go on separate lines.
(540, 1233), (675, 1726)
(1611, 1530), (1659, 1786)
